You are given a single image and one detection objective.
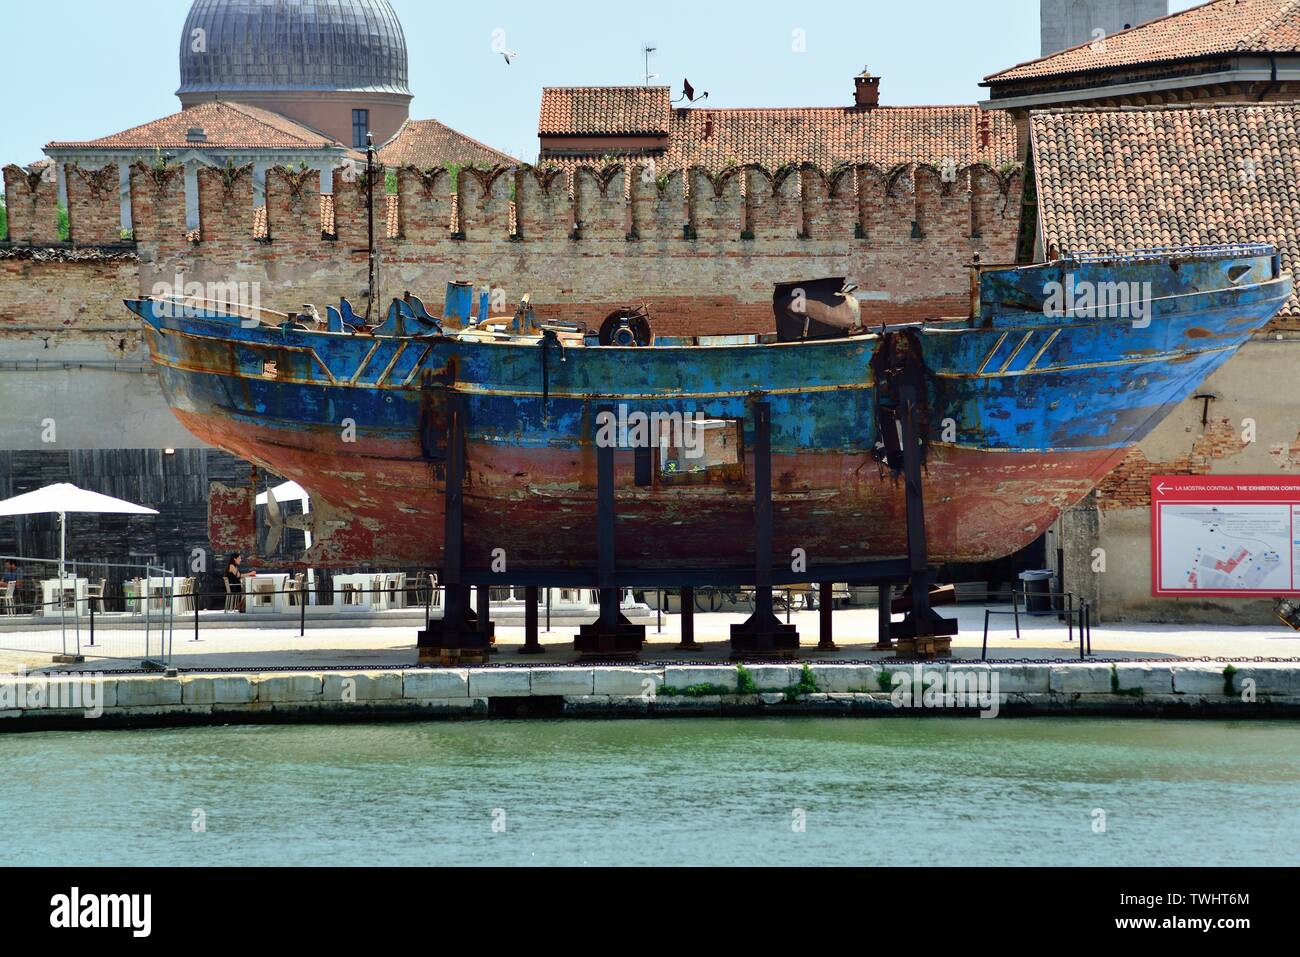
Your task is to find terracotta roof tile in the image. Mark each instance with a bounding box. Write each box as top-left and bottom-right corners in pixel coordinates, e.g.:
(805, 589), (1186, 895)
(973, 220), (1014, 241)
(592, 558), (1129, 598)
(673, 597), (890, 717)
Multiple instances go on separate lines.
(539, 100), (1016, 173)
(377, 118), (518, 169)
(664, 105), (1016, 172)
(987, 0), (1300, 84)
(46, 101), (343, 151)
(1031, 103), (1300, 314)
(540, 87), (672, 135)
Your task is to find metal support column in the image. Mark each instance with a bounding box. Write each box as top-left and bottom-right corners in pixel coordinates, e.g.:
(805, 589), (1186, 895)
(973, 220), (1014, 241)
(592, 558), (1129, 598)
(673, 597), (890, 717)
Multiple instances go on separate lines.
(890, 379), (956, 658)
(575, 404), (645, 658)
(476, 585), (498, 654)
(730, 400), (799, 658)
(676, 587), (700, 651)
(874, 584), (895, 650)
(417, 395), (492, 665)
(520, 585), (543, 655)
(817, 581), (837, 651)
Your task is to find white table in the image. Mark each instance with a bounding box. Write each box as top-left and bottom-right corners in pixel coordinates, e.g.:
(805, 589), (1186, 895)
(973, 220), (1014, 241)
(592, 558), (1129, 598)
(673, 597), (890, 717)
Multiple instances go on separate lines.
(332, 573), (406, 610)
(132, 576), (190, 617)
(38, 578), (88, 617)
(243, 574), (292, 615)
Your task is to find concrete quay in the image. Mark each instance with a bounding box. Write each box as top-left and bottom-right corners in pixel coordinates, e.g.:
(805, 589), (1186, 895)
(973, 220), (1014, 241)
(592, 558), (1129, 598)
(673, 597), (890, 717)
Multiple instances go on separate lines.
(3, 661), (1299, 731)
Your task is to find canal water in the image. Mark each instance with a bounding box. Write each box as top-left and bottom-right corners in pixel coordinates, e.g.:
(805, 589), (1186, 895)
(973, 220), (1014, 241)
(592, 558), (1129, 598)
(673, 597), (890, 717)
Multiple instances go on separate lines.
(3, 718), (1298, 866)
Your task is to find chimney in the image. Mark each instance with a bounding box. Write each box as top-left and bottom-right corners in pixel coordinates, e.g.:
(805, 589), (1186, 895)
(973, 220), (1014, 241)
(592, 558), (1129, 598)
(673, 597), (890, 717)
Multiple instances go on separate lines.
(978, 115), (991, 150)
(186, 126), (207, 144)
(854, 71), (880, 110)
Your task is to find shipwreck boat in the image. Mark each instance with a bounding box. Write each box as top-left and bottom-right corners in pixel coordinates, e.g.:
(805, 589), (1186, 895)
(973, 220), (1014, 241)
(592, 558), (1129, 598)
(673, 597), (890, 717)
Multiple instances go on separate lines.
(126, 244), (1291, 583)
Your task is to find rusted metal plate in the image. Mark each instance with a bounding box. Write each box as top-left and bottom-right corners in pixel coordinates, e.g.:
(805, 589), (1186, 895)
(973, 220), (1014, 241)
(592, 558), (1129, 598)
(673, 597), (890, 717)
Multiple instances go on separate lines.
(208, 481), (256, 558)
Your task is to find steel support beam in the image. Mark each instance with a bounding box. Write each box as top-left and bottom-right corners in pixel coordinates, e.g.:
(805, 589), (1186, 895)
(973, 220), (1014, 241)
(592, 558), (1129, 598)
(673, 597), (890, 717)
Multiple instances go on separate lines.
(730, 400), (799, 658)
(417, 395), (492, 665)
(575, 404), (646, 658)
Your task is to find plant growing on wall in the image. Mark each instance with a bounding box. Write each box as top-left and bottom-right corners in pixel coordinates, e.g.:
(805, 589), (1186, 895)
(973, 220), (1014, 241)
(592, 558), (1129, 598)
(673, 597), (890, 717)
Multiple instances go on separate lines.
(140, 149), (180, 195)
(385, 169), (398, 195)
(56, 204), (70, 242)
(218, 161), (251, 197)
(70, 163), (117, 201)
(411, 166), (443, 198)
(444, 161), (463, 195)
(276, 163), (314, 206)
(0, 195), (7, 242)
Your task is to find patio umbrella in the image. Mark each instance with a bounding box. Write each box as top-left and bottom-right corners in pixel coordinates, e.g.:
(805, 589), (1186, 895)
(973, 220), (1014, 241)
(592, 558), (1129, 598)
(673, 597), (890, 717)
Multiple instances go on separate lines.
(0, 483), (158, 576)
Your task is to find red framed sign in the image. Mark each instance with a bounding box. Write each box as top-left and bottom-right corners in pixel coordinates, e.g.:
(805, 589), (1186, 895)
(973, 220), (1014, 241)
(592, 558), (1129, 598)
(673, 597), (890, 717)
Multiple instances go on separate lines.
(1151, 475), (1300, 597)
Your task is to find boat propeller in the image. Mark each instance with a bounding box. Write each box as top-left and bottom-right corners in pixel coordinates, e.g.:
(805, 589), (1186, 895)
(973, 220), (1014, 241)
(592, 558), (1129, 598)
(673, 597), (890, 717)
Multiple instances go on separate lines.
(263, 491), (311, 555)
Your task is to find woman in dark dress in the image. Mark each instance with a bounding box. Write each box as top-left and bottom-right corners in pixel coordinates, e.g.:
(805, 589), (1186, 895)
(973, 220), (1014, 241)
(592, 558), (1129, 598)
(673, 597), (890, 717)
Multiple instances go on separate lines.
(225, 553), (254, 611)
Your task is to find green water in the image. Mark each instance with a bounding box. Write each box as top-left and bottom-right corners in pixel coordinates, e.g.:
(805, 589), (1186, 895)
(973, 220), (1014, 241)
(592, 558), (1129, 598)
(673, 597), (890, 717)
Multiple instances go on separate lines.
(2, 719), (1298, 866)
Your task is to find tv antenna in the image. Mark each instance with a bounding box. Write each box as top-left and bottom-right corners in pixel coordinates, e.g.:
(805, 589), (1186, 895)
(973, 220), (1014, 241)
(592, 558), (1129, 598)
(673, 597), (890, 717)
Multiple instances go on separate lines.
(643, 45), (659, 85)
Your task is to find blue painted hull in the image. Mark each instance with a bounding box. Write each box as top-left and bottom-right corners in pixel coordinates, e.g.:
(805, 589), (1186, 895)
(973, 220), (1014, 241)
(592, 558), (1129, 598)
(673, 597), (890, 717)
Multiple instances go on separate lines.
(127, 245), (1292, 570)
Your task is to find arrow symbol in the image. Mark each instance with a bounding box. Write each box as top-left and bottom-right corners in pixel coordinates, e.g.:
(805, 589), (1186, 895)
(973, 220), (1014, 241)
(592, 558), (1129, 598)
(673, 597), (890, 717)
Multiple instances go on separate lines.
(1156, 482), (1170, 495)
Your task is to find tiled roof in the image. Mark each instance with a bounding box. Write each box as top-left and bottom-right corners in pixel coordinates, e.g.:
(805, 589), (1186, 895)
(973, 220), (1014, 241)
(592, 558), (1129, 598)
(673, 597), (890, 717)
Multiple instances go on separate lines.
(540, 87), (672, 135)
(46, 101), (343, 151)
(987, 0), (1300, 84)
(539, 102), (1016, 173)
(664, 106), (1016, 172)
(377, 118), (518, 169)
(1031, 103), (1300, 314)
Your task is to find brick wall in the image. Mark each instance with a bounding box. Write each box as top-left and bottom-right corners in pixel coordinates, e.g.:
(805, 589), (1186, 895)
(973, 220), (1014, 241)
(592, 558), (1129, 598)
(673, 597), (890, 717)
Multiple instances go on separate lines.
(2, 159), (1024, 339)
(67, 166), (121, 245)
(1095, 418), (1248, 510)
(2, 165), (59, 246)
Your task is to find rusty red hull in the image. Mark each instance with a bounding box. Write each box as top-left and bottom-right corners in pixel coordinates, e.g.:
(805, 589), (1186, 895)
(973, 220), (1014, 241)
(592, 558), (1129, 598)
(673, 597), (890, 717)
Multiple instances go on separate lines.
(179, 408), (1120, 569)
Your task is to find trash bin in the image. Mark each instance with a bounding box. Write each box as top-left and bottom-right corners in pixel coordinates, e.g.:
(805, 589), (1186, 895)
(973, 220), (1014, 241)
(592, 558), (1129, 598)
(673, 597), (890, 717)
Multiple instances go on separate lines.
(1019, 569), (1054, 616)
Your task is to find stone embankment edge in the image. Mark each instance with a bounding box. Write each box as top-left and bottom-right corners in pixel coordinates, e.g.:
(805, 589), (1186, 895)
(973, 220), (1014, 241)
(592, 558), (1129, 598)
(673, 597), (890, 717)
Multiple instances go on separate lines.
(2, 662), (1298, 731)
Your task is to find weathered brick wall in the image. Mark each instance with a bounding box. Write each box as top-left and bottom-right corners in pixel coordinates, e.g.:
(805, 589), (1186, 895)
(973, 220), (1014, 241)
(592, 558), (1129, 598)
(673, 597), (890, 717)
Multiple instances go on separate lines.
(2, 165), (59, 245)
(66, 166), (121, 245)
(2, 160), (1024, 339)
(1096, 419), (1249, 510)
(0, 253), (140, 345)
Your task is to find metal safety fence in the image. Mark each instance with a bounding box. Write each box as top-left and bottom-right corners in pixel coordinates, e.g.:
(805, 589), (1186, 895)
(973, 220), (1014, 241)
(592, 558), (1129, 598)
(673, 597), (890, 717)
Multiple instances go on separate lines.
(0, 555), (177, 665)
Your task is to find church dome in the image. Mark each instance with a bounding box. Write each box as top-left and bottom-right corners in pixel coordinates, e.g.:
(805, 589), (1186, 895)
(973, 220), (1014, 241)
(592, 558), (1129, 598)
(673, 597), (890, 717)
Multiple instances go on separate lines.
(178, 0), (410, 97)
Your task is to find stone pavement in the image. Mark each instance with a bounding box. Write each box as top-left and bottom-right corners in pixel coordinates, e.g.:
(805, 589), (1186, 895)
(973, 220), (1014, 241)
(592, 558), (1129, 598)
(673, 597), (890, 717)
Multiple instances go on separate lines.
(1, 604), (1296, 674)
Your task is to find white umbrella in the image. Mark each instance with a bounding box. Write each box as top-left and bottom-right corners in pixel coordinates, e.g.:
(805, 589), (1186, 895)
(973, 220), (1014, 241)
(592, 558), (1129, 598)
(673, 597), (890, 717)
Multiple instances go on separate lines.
(0, 483), (158, 576)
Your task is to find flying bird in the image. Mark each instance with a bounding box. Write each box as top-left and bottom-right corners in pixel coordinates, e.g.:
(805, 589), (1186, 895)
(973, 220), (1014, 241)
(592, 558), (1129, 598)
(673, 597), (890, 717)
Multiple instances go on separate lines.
(501, 48), (518, 65)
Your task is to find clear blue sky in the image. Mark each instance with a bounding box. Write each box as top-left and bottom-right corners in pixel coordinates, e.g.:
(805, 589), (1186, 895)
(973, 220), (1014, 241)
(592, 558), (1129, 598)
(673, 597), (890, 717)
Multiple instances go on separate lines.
(1, 0), (1202, 165)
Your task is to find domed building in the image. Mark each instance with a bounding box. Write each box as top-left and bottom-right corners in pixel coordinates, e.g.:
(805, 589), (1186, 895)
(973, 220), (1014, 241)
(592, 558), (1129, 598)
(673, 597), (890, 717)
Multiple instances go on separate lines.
(177, 0), (413, 148)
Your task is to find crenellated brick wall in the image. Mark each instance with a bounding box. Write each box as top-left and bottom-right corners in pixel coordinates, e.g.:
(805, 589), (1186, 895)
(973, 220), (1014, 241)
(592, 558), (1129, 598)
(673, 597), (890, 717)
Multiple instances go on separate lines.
(2, 165), (59, 246)
(2, 159), (1024, 340)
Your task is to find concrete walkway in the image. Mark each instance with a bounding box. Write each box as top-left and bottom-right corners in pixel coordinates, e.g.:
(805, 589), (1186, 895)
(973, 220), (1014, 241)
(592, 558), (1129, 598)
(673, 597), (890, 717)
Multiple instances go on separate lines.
(1, 604), (1297, 673)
